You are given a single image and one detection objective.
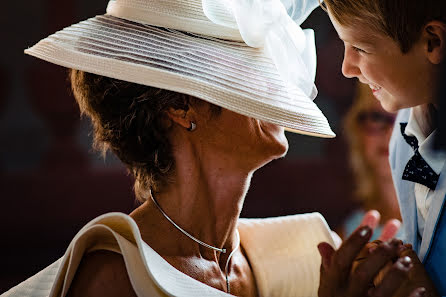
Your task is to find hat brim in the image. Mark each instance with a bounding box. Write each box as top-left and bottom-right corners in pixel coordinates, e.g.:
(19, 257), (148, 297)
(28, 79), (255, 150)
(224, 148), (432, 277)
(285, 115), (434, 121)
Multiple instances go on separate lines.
(25, 15), (335, 138)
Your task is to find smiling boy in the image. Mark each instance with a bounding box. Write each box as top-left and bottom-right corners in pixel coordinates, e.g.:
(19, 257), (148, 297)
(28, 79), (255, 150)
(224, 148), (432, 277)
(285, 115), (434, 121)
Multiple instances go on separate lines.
(321, 0), (446, 295)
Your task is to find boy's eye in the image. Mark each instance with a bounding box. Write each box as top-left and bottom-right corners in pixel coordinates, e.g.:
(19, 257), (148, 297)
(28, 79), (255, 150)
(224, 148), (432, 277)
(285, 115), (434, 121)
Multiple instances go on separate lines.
(352, 45), (367, 54)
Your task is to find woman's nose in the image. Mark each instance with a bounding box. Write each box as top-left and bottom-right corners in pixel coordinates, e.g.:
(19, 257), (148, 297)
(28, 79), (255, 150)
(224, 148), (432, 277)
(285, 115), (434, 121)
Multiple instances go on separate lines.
(342, 47), (361, 78)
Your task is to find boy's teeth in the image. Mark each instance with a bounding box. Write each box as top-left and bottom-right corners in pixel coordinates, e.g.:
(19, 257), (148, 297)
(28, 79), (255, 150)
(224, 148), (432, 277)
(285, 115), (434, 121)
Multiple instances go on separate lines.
(369, 84), (382, 91)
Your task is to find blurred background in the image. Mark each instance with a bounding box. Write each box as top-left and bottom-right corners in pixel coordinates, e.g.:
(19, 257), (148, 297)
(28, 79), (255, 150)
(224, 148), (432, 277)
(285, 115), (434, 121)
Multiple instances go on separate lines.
(0, 1), (361, 292)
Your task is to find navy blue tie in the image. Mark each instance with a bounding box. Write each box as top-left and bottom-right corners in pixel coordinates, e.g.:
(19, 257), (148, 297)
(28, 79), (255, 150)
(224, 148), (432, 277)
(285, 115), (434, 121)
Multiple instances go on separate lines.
(400, 123), (439, 190)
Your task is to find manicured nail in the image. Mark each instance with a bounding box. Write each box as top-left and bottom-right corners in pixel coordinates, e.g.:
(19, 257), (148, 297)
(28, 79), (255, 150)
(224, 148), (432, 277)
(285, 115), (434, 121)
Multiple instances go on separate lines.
(359, 226), (371, 238)
(401, 256), (412, 266)
(415, 287), (426, 296)
(395, 256), (413, 271)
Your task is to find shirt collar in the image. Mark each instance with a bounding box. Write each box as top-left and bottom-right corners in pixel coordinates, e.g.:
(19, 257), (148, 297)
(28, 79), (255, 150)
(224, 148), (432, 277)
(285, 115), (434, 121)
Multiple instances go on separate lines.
(405, 106), (446, 175)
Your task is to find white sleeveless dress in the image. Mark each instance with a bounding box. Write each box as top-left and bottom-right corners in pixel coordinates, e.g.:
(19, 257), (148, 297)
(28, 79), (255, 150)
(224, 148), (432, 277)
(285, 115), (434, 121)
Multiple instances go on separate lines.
(2, 212), (340, 297)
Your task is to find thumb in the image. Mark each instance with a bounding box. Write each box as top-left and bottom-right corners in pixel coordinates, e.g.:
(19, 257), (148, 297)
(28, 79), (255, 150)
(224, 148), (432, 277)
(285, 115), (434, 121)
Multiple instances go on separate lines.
(318, 242), (335, 271)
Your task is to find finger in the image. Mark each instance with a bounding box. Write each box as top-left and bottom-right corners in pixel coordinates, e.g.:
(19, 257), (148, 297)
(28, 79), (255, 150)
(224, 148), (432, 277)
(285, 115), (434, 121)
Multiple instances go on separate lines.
(366, 239), (383, 252)
(369, 256), (413, 297)
(408, 287), (427, 297)
(330, 226), (372, 283)
(379, 219), (402, 241)
(360, 210), (381, 230)
(398, 250), (438, 296)
(318, 242), (337, 297)
(348, 239), (404, 296)
(318, 242), (335, 271)
(399, 248), (423, 265)
(355, 240), (381, 260)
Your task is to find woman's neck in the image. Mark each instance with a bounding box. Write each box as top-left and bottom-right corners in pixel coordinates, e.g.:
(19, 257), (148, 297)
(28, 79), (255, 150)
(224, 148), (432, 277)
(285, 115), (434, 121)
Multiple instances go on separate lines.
(131, 135), (253, 268)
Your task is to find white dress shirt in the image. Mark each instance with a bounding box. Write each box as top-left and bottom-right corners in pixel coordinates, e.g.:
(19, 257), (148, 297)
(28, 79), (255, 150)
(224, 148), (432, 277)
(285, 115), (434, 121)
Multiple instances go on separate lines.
(405, 106), (446, 237)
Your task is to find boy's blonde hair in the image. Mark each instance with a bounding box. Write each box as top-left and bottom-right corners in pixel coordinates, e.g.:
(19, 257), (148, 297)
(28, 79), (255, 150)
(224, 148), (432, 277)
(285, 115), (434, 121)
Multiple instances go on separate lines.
(321, 0), (446, 53)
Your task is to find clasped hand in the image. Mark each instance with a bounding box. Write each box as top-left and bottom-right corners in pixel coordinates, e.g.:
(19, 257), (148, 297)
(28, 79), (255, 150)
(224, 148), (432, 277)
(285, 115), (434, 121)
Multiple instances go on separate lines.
(317, 210), (439, 297)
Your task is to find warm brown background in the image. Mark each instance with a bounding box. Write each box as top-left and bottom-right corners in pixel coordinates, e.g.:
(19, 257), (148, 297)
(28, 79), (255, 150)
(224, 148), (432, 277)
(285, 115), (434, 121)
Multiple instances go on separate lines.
(0, 1), (358, 292)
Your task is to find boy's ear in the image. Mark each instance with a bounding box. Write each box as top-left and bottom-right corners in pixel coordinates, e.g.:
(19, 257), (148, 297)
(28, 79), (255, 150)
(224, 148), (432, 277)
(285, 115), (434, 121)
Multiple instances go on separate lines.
(423, 21), (446, 64)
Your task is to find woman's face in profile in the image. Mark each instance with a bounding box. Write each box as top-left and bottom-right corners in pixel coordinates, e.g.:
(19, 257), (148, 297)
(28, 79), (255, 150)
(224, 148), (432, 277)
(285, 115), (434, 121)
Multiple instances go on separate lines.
(197, 106), (289, 169)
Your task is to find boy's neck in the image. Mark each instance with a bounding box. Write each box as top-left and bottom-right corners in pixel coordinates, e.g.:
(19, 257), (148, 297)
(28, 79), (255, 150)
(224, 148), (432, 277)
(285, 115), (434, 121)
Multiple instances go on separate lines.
(412, 103), (438, 137)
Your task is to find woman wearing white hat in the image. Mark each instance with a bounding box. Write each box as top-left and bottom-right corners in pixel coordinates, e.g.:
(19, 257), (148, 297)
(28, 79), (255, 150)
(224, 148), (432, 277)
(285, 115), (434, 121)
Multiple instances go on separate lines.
(4, 0), (419, 296)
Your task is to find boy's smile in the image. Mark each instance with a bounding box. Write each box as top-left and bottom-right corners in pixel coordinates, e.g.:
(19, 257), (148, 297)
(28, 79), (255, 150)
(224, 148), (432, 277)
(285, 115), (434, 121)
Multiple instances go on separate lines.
(328, 15), (439, 113)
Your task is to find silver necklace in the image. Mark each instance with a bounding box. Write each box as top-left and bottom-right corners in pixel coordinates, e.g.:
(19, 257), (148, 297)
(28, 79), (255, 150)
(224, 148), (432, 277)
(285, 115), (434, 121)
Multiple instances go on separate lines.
(150, 193), (240, 294)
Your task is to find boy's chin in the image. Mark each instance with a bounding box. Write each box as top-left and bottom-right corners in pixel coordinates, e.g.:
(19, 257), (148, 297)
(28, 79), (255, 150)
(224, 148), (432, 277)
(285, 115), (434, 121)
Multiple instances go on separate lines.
(376, 93), (404, 113)
(380, 101), (401, 113)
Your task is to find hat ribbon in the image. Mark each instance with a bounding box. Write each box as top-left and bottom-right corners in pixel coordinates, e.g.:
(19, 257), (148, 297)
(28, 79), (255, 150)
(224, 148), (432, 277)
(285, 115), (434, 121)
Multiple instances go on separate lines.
(203, 0), (320, 99)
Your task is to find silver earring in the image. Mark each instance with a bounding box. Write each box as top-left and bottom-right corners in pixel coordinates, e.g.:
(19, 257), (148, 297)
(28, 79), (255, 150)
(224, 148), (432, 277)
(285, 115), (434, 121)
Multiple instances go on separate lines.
(187, 122), (196, 131)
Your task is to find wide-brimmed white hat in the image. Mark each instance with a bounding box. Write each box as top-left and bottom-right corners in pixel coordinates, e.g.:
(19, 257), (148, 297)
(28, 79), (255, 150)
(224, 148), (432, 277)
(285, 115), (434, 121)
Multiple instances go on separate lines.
(25, 0), (335, 138)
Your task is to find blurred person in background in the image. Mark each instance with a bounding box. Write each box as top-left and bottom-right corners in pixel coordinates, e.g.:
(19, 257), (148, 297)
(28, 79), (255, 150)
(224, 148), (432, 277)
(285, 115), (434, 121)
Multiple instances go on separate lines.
(342, 83), (402, 240)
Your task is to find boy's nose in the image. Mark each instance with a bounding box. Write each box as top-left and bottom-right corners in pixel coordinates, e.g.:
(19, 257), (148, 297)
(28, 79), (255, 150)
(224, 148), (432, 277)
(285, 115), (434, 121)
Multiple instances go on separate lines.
(342, 47), (361, 78)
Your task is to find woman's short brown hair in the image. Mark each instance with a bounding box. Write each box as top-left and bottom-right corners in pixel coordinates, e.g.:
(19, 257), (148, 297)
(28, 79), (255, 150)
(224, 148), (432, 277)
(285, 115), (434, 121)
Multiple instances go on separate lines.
(321, 0), (446, 53)
(70, 69), (219, 201)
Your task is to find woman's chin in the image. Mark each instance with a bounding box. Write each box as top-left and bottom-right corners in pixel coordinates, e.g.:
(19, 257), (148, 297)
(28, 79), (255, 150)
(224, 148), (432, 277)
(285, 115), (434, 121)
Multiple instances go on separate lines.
(262, 124), (289, 159)
(274, 135), (289, 158)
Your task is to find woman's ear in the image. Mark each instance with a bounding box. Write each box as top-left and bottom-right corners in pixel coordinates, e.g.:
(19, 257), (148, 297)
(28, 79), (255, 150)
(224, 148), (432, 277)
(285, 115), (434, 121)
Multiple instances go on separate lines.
(423, 21), (446, 64)
(166, 107), (194, 130)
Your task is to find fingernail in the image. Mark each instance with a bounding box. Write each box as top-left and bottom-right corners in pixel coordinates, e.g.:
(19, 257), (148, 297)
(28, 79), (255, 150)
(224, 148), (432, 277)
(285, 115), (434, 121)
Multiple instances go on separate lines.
(359, 226), (371, 238)
(416, 287), (426, 296)
(369, 246), (377, 253)
(401, 256), (412, 266)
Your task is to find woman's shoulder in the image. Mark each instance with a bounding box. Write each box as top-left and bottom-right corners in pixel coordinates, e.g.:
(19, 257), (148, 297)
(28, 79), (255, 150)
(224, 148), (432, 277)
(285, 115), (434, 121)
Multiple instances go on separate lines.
(1, 212), (147, 297)
(66, 249), (137, 297)
(60, 212), (152, 297)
